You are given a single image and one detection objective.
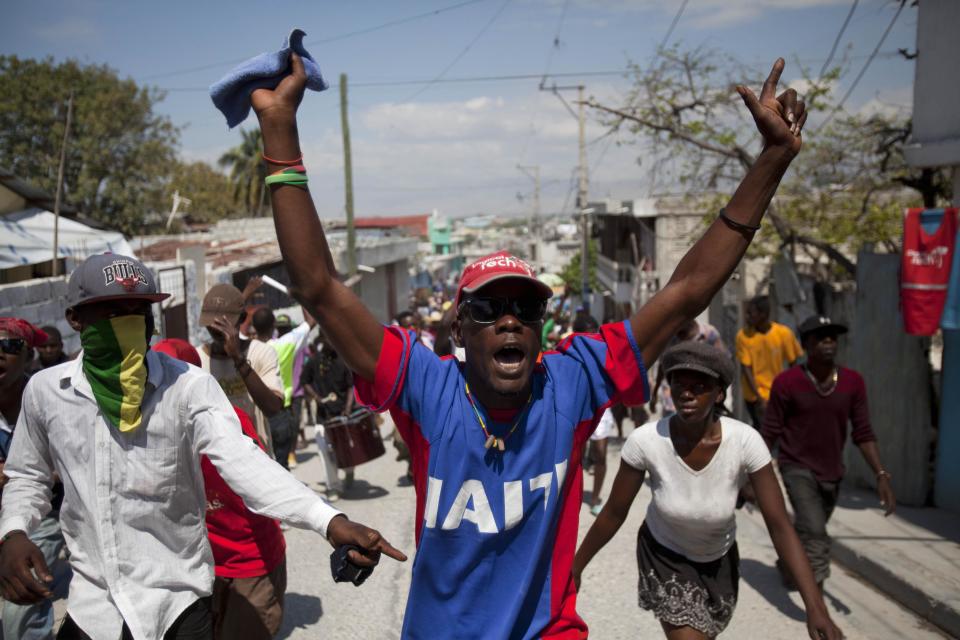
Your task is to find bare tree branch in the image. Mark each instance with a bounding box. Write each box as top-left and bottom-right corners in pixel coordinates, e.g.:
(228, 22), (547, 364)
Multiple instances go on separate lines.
(585, 100), (743, 162)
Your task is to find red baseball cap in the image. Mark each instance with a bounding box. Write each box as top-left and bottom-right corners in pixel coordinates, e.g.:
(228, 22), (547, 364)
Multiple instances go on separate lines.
(0, 318), (49, 349)
(152, 338), (201, 367)
(455, 251), (553, 306)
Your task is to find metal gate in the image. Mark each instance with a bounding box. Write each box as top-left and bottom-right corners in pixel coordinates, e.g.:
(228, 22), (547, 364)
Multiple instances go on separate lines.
(157, 266), (189, 341)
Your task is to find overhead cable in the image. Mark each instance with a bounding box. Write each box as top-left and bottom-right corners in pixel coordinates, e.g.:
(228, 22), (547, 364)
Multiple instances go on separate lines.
(815, 0), (906, 133)
(400, 0), (513, 102)
(141, 0), (486, 81)
(819, 0), (859, 78)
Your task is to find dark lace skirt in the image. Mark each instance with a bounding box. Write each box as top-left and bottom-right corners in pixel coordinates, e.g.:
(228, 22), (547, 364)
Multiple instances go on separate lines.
(636, 521), (739, 637)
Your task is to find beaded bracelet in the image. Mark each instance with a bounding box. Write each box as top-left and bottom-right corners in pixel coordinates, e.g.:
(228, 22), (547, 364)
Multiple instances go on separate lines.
(262, 153), (303, 166)
(719, 208), (761, 233)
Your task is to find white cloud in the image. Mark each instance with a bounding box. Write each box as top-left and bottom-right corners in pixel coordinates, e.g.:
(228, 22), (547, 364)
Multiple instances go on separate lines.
(551, 0), (850, 28)
(855, 85), (912, 119)
(290, 88), (654, 217)
(361, 95), (584, 142)
(788, 77), (839, 100)
(33, 17), (99, 43)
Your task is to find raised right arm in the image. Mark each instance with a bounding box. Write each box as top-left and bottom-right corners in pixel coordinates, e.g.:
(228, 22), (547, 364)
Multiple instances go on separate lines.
(253, 55), (383, 381)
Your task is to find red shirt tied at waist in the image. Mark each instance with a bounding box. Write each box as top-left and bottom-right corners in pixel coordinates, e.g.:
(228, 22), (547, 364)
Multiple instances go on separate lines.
(901, 207), (958, 336)
(761, 365), (876, 483)
(202, 407), (286, 578)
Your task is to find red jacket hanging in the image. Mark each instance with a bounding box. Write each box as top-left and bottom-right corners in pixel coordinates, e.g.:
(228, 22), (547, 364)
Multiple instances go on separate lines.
(901, 208), (958, 335)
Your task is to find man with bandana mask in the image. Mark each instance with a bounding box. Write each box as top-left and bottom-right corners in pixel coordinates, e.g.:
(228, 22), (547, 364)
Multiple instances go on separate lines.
(0, 254), (406, 640)
(0, 318), (72, 640)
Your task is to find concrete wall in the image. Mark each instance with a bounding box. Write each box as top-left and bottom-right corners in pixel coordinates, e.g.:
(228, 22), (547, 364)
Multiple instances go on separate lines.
(654, 212), (702, 283)
(846, 253), (933, 506)
(904, 0), (960, 167)
(903, 2), (960, 511)
(0, 275), (78, 354)
(354, 259), (409, 323)
(0, 261), (199, 357)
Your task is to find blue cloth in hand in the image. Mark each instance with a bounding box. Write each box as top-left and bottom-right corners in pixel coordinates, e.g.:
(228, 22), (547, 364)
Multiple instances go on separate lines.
(210, 28), (328, 128)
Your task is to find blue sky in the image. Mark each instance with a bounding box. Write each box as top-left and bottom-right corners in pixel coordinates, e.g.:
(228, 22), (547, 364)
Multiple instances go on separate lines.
(3, 1), (917, 219)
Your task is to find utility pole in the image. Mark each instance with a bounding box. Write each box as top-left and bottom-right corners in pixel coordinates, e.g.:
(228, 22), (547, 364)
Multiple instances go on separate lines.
(52, 91), (74, 277)
(340, 73), (357, 276)
(542, 81), (590, 311)
(576, 85), (590, 314)
(516, 164), (540, 264)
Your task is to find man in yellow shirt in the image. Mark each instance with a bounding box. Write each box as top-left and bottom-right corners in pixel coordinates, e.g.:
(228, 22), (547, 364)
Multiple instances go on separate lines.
(736, 295), (802, 428)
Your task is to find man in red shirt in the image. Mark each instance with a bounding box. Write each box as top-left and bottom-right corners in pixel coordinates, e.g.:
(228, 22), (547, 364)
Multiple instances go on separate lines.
(153, 339), (287, 639)
(761, 315), (897, 589)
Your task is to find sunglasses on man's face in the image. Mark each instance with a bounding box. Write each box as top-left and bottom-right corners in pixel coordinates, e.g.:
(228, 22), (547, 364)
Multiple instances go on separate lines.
(459, 297), (546, 325)
(0, 338), (27, 355)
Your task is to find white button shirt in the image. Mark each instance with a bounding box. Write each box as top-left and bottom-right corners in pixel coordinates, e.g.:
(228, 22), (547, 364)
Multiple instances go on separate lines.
(0, 350), (342, 640)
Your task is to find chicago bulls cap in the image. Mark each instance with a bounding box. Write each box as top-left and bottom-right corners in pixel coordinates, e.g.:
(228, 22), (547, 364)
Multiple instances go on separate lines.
(66, 253), (169, 308)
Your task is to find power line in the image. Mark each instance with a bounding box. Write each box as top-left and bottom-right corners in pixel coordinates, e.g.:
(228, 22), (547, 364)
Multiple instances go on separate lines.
(589, 134), (616, 176)
(518, 0), (572, 163)
(141, 0), (486, 81)
(816, 0), (906, 133)
(400, 0), (513, 102)
(159, 50), (899, 94)
(161, 70), (626, 92)
(541, 0), (572, 84)
(658, 0), (689, 52)
(819, 0), (859, 78)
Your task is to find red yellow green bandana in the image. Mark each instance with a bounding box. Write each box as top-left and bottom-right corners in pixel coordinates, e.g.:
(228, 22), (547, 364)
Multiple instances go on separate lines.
(80, 315), (148, 432)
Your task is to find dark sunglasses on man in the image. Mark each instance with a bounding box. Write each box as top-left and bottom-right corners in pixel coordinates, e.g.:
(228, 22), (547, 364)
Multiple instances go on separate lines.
(459, 297), (546, 325)
(0, 338), (27, 355)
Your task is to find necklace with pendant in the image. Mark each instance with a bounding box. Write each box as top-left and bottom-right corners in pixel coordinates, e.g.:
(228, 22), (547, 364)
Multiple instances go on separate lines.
(803, 365), (839, 397)
(464, 383), (532, 452)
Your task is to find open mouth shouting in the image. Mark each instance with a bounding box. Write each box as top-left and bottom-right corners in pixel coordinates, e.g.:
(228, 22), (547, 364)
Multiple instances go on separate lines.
(492, 343), (527, 377)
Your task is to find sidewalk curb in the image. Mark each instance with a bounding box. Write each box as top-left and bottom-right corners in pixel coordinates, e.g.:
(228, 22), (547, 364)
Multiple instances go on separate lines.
(830, 540), (960, 639)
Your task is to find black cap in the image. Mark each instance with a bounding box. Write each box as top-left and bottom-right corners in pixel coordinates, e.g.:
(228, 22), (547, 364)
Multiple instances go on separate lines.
(67, 253), (169, 308)
(661, 340), (735, 389)
(798, 315), (848, 340)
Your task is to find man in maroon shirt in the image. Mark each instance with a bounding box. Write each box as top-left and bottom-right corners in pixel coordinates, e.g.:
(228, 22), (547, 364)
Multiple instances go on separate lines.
(762, 315), (896, 589)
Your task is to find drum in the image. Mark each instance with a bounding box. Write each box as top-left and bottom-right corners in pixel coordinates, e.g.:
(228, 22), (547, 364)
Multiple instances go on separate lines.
(323, 409), (386, 468)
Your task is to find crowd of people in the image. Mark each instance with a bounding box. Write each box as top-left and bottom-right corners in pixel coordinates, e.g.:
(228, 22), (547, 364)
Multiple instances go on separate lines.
(0, 54), (901, 640)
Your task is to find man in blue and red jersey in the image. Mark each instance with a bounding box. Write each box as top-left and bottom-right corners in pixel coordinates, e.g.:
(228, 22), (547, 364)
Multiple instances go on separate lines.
(250, 52), (807, 638)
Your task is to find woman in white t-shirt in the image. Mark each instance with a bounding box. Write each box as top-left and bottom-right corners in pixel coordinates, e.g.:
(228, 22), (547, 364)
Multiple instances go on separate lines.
(573, 341), (840, 639)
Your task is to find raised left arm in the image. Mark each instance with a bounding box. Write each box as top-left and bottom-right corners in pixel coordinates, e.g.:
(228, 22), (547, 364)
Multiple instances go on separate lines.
(631, 59), (805, 366)
(751, 464), (842, 640)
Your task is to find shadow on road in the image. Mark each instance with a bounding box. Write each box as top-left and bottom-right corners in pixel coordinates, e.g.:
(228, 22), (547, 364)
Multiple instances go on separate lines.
(342, 479), (389, 501)
(276, 593), (324, 640)
(293, 450), (318, 464)
(739, 558), (805, 622)
(822, 586), (852, 615)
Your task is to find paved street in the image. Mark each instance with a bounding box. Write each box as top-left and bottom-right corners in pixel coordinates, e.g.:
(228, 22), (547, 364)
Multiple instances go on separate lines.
(278, 419), (948, 639)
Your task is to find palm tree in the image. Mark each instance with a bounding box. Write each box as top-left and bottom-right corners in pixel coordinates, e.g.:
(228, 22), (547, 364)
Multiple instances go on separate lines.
(218, 128), (267, 216)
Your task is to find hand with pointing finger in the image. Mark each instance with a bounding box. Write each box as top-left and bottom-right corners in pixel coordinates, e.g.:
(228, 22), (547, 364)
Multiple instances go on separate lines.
(736, 58), (806, 156)
(326, 515), (407, 569)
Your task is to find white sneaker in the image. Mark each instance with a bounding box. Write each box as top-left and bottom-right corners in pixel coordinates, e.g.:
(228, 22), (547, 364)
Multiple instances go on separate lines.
(326, 490), (341, 503)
